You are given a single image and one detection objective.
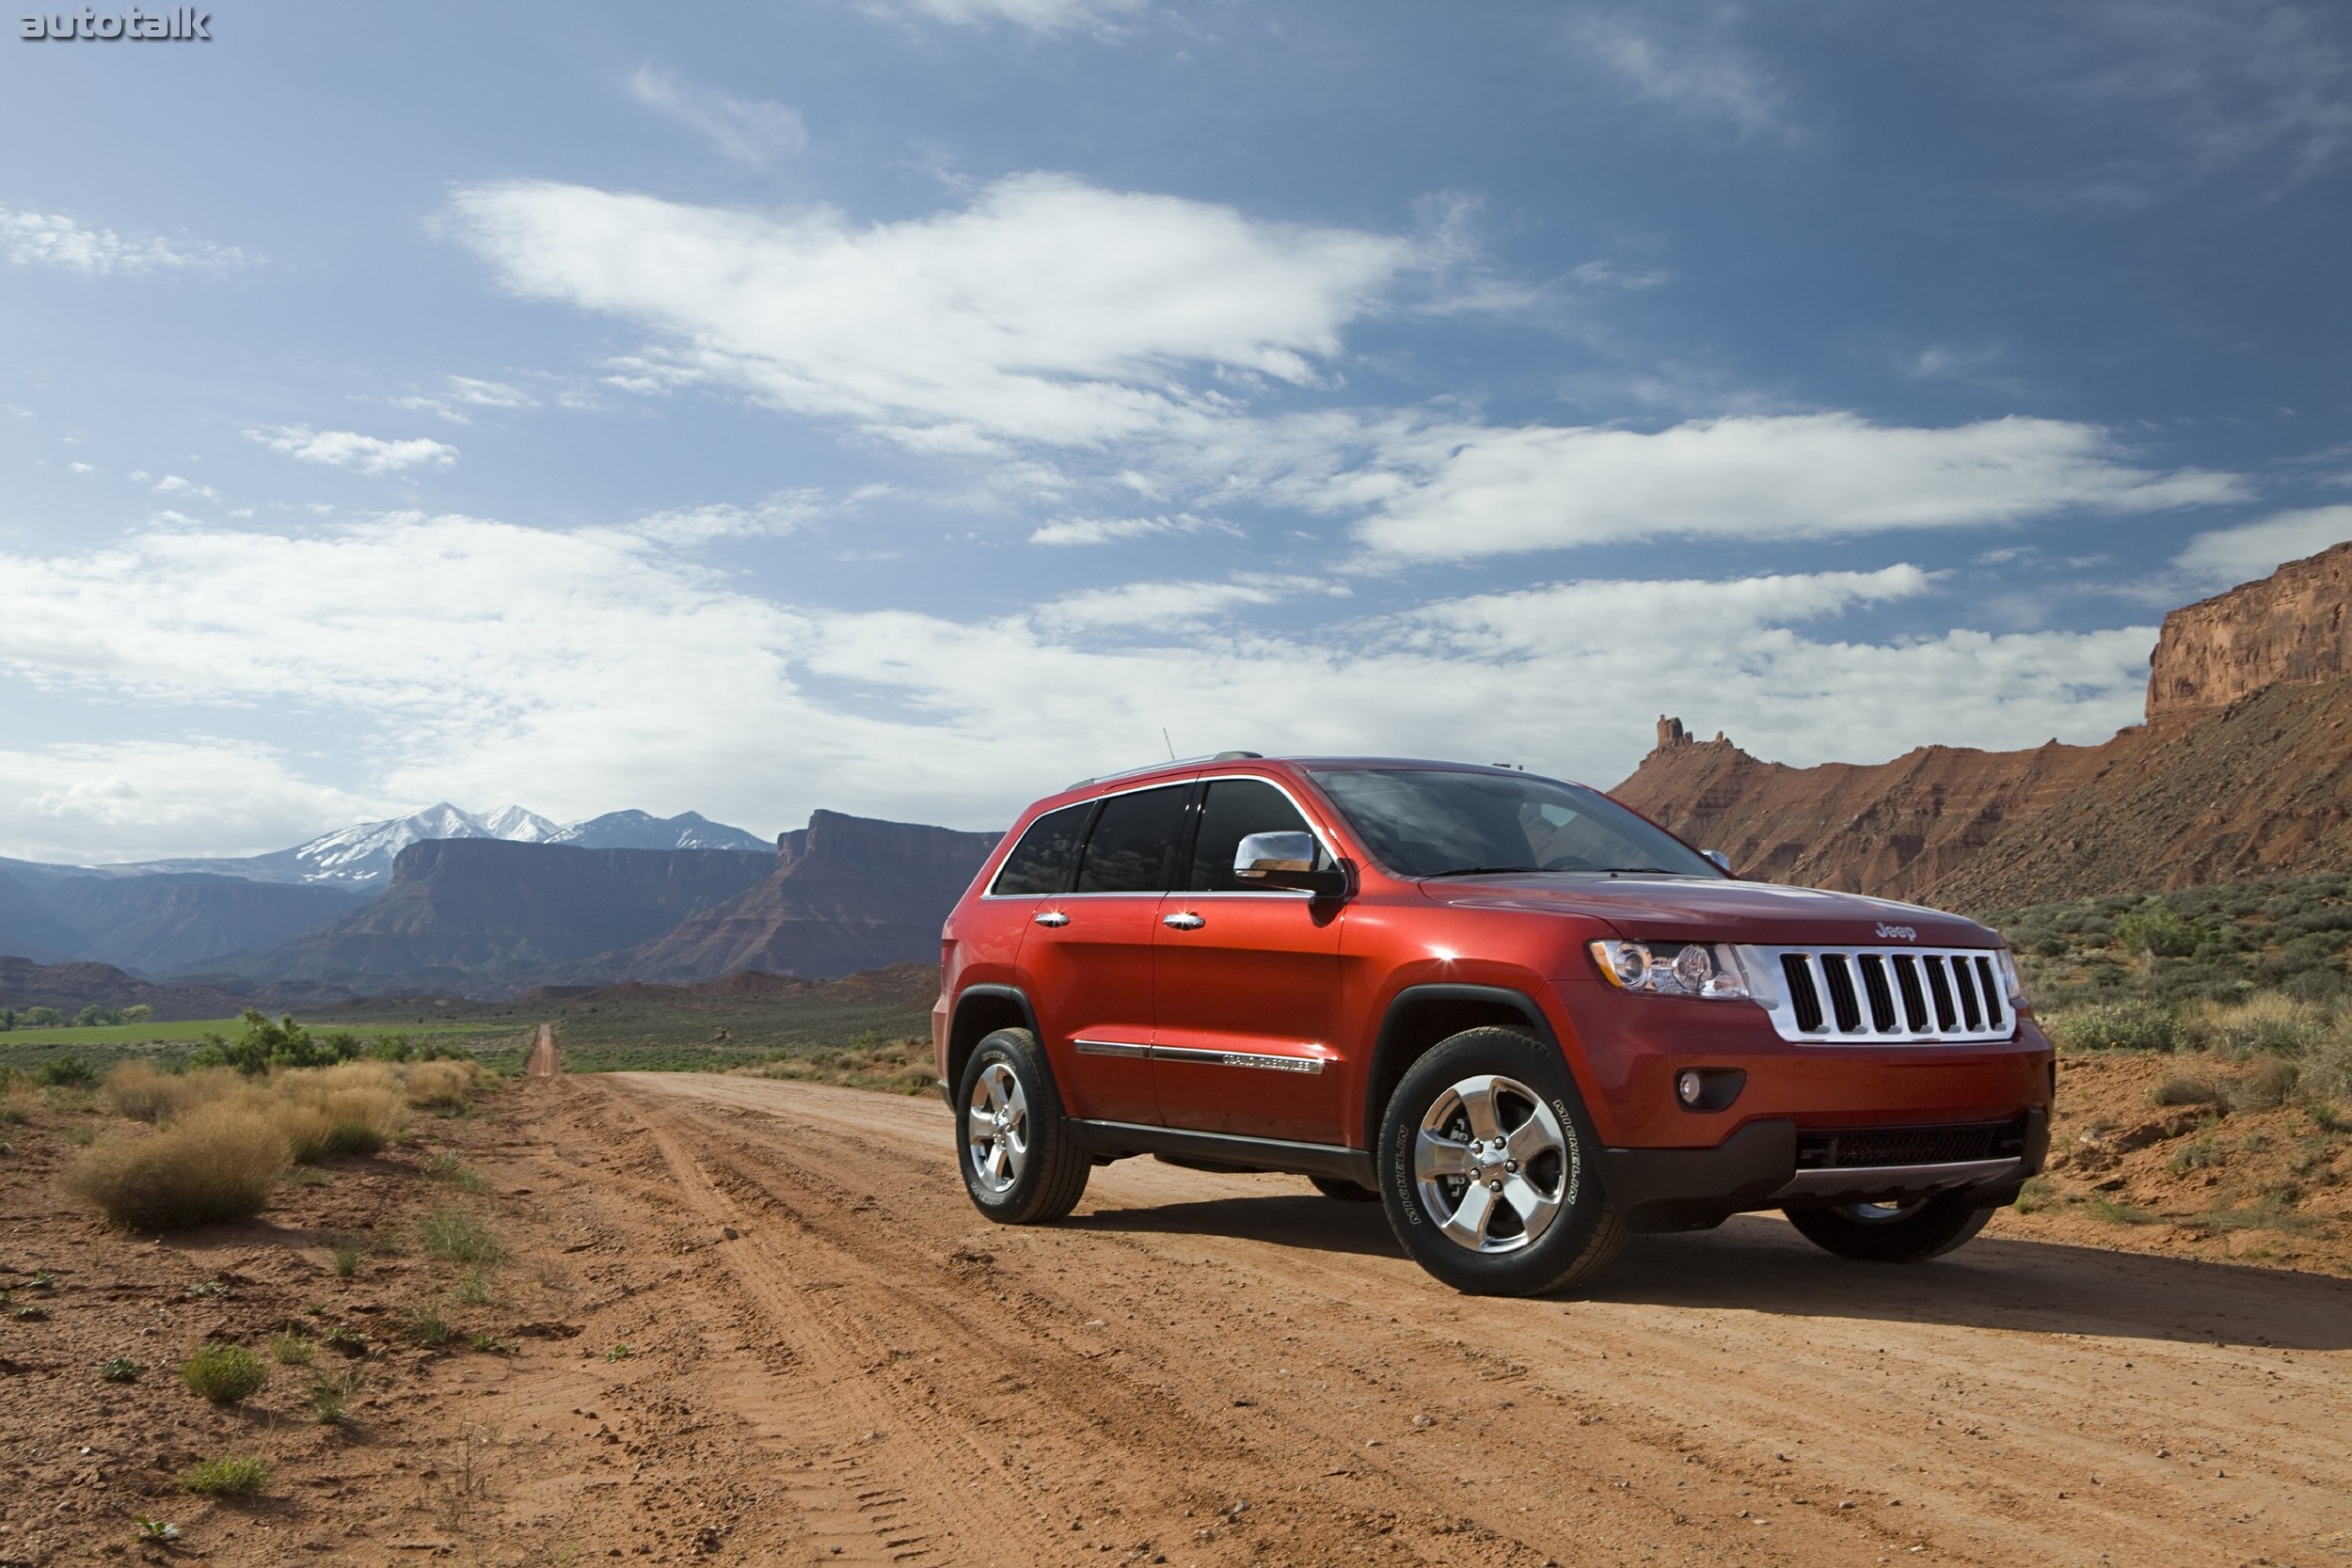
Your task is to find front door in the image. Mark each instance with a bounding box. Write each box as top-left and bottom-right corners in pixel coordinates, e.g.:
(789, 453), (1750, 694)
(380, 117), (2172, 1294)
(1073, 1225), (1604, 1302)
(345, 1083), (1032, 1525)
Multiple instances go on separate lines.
(1152, 776), (1349, 1145)
(1020, 782), (1192, 1126)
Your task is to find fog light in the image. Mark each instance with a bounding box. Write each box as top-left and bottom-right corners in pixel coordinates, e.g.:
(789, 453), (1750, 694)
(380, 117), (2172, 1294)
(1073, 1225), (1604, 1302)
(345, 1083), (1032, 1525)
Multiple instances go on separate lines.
(1677, 1069), (1705, 1106)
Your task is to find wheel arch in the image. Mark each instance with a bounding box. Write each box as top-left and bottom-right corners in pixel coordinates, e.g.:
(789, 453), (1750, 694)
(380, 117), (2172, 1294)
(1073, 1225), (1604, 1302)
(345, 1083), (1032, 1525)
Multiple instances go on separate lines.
(1362, 983), (1562, 1151)
(946, 985), (1040, 1105)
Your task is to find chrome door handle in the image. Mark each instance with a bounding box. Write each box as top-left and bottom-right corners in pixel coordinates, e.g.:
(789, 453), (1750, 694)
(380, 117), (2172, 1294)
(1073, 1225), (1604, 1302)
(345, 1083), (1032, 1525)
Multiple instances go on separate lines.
(1033, 911), (1070, 927)
(1162, 911), (1205, 930)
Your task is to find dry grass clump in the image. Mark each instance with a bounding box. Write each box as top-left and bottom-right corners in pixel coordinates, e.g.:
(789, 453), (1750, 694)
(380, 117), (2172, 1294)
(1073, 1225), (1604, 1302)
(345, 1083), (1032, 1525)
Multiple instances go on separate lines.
(0, 1072), (36, 1125)
(64, 1101), (290, 1230)
(729, 1037), (934, 1096)
(2187, 993), (2332, 1058)
(277, 1062), (408, 1157)
(102, 1062), (243, 1123)
(2228, 1056), (2302, 1112)
(2149, 1073), (2227, 1107)
(400, 1059), (487, 1114)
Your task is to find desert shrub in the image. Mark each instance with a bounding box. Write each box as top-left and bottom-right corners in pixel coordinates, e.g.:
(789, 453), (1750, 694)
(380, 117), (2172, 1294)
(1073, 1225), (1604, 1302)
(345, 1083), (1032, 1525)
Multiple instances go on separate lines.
(329, 1234), (363, 1277)
(2049, 1000), (2182, 1053)
(38, 1054), (94, 1088)
(2116, 906), (2197, 958)
(2150, 1073), (2225, 1107)
(178, 1341), (267, 1403)
(2192, 993), (2329, 1058)
(420, 1205), (501, 1265)
(2229, 1057), (2302, 1112)
(181, 1455), (269, 1497)
(188, 1009), (364, 1076)
(270, 1330), (314, 1366)
(64, 1101), (289, 1230)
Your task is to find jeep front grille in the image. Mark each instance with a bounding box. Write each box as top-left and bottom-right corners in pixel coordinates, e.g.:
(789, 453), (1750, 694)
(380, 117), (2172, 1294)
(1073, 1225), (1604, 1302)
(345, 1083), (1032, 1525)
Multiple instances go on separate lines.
(1747, 946), (2014, 1043)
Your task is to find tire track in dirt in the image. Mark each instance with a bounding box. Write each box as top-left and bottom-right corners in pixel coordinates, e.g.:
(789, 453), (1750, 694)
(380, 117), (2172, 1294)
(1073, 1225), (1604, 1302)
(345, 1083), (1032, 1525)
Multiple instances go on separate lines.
(589, 1072), (2352, 1568)
(609, 1081), (1086, 1567)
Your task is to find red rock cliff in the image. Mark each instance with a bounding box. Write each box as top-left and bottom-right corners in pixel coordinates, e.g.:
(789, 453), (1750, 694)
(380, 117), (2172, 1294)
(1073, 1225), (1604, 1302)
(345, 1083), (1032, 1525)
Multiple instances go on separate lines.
(1613, 543), (2352, 908)
(2147, 540), (2352, 725)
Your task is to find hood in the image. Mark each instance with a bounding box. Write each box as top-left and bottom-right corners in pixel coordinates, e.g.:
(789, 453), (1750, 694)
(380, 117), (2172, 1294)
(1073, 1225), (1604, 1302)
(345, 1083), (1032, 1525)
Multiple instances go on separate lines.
(1416, 874), (1995, 948)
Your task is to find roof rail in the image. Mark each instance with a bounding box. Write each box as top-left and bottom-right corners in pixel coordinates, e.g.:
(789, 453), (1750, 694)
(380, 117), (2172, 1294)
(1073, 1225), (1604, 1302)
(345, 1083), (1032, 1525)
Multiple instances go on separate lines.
(1063, 751), (1265, 790)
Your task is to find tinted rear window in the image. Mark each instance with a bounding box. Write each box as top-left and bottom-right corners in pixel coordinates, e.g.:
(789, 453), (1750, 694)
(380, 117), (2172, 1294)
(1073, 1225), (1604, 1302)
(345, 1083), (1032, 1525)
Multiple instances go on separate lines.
(991, 802), (1091, 895)
(1074, 784), (1190, 894)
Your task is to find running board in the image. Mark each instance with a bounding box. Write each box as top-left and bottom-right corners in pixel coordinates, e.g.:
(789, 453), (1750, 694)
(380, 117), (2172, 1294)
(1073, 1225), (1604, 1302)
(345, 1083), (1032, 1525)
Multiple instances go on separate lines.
(1067, 1119), (1376, 1187)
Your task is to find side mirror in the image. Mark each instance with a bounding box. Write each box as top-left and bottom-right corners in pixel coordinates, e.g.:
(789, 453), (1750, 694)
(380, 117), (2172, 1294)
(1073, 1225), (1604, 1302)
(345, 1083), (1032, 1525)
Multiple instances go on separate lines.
(1703, 849), (1732, 875)
(1234, 832), (1348, 896)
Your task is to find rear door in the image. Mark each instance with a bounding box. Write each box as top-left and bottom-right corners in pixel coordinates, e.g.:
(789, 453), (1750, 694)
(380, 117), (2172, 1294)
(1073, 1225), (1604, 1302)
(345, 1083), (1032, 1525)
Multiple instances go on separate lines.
(1022, 782), (1192, 1125)
(1151, 776), (1350, 1144)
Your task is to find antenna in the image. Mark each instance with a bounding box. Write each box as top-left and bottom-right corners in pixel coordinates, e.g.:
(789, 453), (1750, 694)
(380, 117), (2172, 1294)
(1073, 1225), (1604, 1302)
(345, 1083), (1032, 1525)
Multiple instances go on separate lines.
(1162, 727), (1176, 760)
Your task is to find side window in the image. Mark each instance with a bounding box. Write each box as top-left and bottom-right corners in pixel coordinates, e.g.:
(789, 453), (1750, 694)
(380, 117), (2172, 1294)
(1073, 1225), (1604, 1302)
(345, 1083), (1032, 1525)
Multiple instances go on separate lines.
(1187, 779), (1323, 893)
(990, 802), (1092, 896)
(1073, 784), (1189, 895)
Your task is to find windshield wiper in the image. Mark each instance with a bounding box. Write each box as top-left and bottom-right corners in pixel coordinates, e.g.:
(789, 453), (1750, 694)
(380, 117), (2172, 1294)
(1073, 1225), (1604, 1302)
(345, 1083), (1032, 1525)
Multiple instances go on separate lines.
(1421, 865), (1541, 879)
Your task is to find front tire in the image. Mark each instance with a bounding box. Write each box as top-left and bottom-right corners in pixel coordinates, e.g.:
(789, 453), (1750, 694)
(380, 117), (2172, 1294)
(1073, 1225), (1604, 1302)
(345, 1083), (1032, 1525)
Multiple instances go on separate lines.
(1783, 1193), (1994, 1262)
(1376, 1027), (1626, 1296)
(956, 1028), (1090, 1224)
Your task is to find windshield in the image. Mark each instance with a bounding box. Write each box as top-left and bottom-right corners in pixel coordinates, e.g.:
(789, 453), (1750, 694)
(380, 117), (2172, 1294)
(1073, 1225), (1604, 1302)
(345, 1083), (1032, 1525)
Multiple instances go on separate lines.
(1307, 768), (1723, 879)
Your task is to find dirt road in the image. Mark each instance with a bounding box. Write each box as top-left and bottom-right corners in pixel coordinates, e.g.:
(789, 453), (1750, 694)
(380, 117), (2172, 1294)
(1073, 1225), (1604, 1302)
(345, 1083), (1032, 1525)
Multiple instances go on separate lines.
(488, 1071), (2352, 1568)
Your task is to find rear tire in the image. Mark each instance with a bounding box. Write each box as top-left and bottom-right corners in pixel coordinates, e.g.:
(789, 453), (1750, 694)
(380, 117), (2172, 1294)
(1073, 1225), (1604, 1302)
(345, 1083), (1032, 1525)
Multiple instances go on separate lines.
(1309, 1175), (1381, 1202)
(955, 1028), (1090, 1224)
(1376, 1027), (1626, 1296)
(1783, 1193), (1994, 1262)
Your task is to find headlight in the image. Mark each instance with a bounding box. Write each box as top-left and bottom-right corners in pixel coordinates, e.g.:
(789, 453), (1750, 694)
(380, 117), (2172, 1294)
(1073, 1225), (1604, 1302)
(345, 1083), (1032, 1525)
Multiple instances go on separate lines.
(1589, 941), (1752, 1000)
(1994, 947), (2029, 1007)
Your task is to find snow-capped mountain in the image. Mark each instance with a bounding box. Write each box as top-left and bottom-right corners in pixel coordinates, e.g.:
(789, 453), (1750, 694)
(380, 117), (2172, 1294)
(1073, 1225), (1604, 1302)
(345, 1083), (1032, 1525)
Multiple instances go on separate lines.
(550, 810), (770, 853)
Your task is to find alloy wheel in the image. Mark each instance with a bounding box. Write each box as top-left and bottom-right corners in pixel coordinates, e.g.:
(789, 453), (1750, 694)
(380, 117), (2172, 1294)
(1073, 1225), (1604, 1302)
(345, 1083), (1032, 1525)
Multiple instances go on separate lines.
(1411, 1072), (1570, 1254)
(966, 1061), (1030, 1195)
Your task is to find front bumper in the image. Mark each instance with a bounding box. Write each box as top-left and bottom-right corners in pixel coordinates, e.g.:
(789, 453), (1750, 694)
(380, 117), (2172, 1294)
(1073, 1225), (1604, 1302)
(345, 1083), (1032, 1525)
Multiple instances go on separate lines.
(1597, 1108), (2049, 1233)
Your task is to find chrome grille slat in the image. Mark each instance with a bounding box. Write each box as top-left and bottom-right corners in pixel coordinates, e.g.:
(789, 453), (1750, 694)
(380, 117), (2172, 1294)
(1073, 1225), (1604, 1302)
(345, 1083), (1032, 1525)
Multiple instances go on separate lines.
(1740, 944), (2017, 1044)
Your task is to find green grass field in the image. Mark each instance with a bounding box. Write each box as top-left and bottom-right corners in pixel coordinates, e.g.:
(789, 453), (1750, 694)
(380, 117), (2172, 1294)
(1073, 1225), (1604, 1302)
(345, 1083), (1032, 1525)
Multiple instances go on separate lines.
(0, 1016), (250, 1046)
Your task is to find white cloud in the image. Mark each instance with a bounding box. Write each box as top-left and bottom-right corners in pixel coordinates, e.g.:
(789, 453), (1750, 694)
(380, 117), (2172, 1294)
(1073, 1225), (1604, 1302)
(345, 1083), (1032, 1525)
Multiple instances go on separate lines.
(1036, 575), (1343, 629)
(1342, 413), (2246, 561)
(447, 175), (1415, 451)
(628, 68), (809, 166)
(1565, 8), (1791, 137)
(1028, 513), (1241, 546)
(391, 376), (537, 423)
(2173, 505), (2352, 588)
(249, 425), (459, 476)
(0, 741), (382, 864)
(858, 0), (1146, 32)
(0, 514), (2163, 855)
(0, 205), (247, 275)
(620, 496), (820, 547)
(152, 475), (218, 499)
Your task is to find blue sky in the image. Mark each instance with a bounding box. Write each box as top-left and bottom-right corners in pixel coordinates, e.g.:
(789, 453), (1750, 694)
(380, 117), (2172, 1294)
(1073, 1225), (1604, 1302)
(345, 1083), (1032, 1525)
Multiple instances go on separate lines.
(2, 0), (2347, 861)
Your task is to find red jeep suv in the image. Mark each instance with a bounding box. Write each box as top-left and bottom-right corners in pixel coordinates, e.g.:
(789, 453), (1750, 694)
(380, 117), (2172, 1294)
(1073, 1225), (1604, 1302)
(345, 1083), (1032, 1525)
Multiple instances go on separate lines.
(932, 754), (2051, 1295)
